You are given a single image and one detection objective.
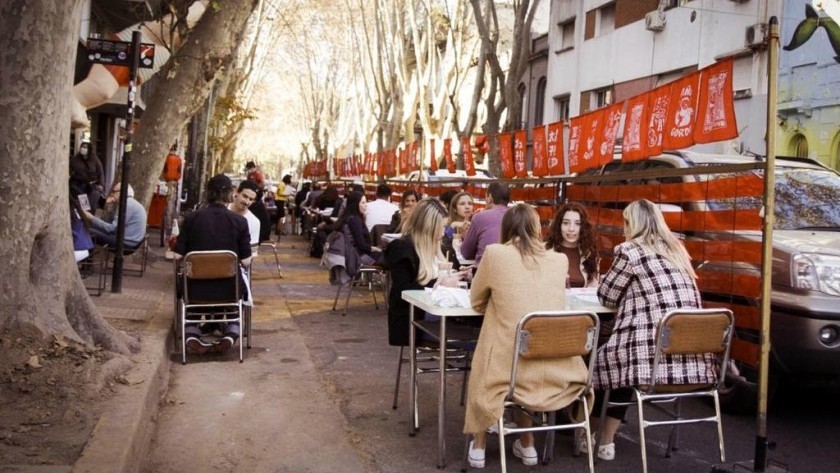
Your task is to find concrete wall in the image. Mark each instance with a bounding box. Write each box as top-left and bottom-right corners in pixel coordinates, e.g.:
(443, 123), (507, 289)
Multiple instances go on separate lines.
(546, 0), (785, 158)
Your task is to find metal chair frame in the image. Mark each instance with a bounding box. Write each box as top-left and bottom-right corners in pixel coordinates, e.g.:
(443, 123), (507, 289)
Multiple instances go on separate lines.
(254, 242), (283, 278)
(174, 250), (245, 364)
(598, 308), (735, 473)
(462, 310), (600, 473)
(332, 266), (387, 316)
(106, 234), (149, 277)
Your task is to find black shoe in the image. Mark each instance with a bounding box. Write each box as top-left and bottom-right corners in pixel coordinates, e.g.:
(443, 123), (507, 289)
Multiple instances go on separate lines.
(186, 337), (213, 355)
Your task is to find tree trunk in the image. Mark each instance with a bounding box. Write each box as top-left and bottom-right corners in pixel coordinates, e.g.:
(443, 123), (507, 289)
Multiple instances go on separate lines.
(0, 0), (134, 354)
(131, 0), (260, 208)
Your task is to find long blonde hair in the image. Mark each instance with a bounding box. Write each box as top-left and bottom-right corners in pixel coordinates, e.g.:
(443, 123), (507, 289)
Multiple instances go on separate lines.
(623, 199), (696, 279)
(402, 199), (447, 285)
(500, 203), (546, 268)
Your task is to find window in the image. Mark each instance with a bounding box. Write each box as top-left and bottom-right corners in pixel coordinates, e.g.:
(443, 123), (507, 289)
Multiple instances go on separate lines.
(559, 19), (575, 51)
(790, 134), (809, 158)
(554, 95), (570, 121)
(535, 77), (547, 126)
(595, 88), (612, 109)
(517, 83), (527, 129)
(597, 2), (615, 36)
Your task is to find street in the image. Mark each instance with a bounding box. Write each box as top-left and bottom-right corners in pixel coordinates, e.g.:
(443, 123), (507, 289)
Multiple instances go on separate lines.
(142, 235), (839, 472)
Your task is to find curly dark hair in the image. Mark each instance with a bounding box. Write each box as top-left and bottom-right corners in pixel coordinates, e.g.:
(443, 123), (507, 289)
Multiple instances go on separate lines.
(545, 202), (598, 280)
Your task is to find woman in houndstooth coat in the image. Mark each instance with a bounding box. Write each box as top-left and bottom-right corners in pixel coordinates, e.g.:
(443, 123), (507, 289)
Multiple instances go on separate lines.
(588, 199), (717, 461)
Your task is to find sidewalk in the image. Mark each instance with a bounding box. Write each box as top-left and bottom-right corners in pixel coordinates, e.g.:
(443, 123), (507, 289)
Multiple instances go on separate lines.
(75, 234), (371, 473)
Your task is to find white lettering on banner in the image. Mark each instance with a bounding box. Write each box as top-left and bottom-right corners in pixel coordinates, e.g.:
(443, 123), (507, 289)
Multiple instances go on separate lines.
(625, 103), (644, 151)
(514, 138), (525, 172)
(703, 71), (728, 132)
(600, 109), (622, 156)
(547, 127), (560, 168)
(583, 118), (599, 162)
(647, 95), (669, 148)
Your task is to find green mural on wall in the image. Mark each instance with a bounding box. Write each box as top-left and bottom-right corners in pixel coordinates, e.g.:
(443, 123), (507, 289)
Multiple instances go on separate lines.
(784, 4), (840, 62)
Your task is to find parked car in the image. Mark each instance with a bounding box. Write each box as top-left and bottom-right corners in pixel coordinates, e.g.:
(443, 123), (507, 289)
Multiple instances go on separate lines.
(573, 151), (840, 412)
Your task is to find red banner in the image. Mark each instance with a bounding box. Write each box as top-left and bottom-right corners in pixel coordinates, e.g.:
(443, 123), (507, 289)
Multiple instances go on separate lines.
(443, 138), (455, 173)
(597, 103), (623, 166)
(622, 93), (650, 162)
(499, 132), (515, 179)
(513, 130), (527, 177)
(352, 154), (361, 176)
(532, 125), (547, 177)
(546, 121), (565, 175)
(410, 141), (420, 171)
(568, 116), (585, 173)
(663, 71), (700, 150)
(396, 147), (407, 175)
(377, 151), (386, 177)
(646, 84), (672, 156)
(694, 58), (738, 144)
(462, 137), (476, 176)
(579, 109), (605, 172)
(429, 138), (438, 172)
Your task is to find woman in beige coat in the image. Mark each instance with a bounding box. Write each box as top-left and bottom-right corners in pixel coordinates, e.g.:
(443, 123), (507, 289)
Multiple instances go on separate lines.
(464, 204), (591, 468)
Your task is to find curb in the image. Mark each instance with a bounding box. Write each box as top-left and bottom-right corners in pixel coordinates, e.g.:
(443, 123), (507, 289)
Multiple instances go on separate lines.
(72, 327), (171, 473)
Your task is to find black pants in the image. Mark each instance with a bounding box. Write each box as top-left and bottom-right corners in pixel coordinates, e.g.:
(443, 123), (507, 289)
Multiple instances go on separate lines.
(592, 387), (633, 421)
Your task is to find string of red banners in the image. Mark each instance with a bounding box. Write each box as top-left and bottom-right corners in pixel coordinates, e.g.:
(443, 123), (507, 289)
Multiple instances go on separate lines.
(303, 58), (737, 180)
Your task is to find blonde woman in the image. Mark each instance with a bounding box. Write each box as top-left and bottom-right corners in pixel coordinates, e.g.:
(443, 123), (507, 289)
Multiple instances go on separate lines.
(464, 204), (590, 468)
(589, 199), (713, 461)
(383, 199), (449, 347)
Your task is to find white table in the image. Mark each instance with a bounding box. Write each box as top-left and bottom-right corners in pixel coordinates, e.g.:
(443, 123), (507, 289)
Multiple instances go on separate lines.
(403, 289), (480, 469)
(402, 288), (615, 469)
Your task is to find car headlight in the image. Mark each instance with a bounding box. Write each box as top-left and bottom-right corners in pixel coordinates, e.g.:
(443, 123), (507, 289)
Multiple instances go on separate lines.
(792, 253), (840, 296)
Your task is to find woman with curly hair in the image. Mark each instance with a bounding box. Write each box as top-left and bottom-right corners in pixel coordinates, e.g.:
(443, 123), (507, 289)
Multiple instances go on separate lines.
(545, 202), (600, 287)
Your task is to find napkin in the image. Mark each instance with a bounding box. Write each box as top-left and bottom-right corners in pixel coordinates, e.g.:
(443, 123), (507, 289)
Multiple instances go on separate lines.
(430, 286), (471, 308)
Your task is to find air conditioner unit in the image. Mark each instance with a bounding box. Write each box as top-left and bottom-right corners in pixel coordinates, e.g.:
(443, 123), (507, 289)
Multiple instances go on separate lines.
(645, 11), (666, 32)
(745, 23), (768, 48)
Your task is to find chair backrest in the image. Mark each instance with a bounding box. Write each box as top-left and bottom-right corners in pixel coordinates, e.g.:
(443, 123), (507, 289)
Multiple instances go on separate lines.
(507, 311), (600, 400)
(181, 250), (240, 304)
(650, 308), (735, 390)
(370, 224), (391, 247)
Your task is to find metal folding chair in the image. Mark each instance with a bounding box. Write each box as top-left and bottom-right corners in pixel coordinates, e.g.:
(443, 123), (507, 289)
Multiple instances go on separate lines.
(255, 241), (283, 278)
(598, 308), (735, 473)
(462, 310), (600, 473)
(175, 250), (245, 364)
(332, 265), (387, 316)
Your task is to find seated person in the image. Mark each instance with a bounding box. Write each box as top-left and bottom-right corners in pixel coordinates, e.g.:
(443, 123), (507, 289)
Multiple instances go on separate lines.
(465, 204), (589, 469)
(589, 199), (713, 462)
(331, 191), (381, 265)
(70, 194), (94, 263)
(383, 199), (450, 346)
(387, 189), (419, 233)
(441, 191), (474, 270)
(228, 180), (261, 245)
(545, 202), (600, 288)
(84, 182), (147, 249)
(365, 183), (399, 231)
(174, 174), (252, 354)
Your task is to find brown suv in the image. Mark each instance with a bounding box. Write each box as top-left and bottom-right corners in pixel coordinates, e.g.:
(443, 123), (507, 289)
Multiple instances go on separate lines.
(571, 151), (840, 412)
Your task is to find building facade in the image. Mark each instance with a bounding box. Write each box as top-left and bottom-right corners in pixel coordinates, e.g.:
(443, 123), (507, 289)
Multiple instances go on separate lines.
(544, 0), (840, 171)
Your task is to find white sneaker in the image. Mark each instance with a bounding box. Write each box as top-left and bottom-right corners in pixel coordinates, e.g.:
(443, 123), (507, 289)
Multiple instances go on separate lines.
(512, 439), (539, 466)
(597, 442), (615, 461)
(574, 429), (595, 456)
(468, 440), (485, 469)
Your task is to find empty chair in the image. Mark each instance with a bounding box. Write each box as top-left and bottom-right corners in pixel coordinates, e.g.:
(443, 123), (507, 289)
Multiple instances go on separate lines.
(462, 310), (600, 473)
(175, 250), (245, 364)
(598, 308), (735, 473)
